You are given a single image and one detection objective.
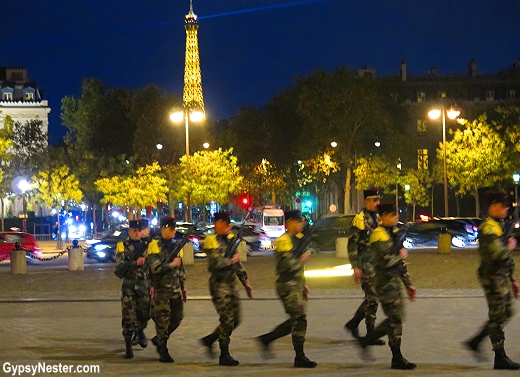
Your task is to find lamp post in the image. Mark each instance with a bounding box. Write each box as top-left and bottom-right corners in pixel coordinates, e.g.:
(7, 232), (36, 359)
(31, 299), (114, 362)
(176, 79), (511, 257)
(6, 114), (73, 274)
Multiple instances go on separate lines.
(396, 159), (402, 213)
(513, 173), (520, 204)
(428, 104), (460, 217)
(170, 106), (204, 222)
(18, 179), (30, 232)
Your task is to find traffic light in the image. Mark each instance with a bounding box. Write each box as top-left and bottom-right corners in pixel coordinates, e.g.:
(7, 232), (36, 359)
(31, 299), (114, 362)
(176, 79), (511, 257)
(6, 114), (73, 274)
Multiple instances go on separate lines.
(242, 197), (249, 206)
(238, 194), (252, 210)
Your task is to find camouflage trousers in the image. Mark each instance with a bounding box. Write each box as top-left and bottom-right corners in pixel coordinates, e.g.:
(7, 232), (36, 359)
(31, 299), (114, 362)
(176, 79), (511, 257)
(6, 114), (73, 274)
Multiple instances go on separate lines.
(153, 292), (184, 346)
(121, 285), (151, 339)
(276, 281), (307, 344)
(355, 270), (379, 330)
(479, 273), (515, 350)
(210, 282), (241, 344)
(375, 279), (404, 348)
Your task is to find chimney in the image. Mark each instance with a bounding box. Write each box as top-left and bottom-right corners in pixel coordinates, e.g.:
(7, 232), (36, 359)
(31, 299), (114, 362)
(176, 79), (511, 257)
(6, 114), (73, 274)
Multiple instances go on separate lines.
(429, 66), (437, 76)
(400, 60), (407, 81)
(468, 59), (477, 78)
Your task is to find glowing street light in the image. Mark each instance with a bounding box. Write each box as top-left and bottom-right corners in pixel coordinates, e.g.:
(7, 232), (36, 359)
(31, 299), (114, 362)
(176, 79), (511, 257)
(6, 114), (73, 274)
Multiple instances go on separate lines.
(514, 173), (520, 204)
(374, 141), (381, 147)
(156, 143), (163, 150)
(203, 142), (210, 149)
(330, 141), (338, 148)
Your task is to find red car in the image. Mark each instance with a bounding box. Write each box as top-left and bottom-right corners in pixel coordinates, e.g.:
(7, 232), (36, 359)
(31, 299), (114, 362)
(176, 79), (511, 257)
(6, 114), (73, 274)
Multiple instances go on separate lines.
(0, 232), (42, 259)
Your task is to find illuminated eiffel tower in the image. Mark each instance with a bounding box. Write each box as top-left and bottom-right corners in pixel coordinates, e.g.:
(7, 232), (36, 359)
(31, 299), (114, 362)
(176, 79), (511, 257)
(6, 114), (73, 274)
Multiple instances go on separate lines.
(183, 0), (205, 114)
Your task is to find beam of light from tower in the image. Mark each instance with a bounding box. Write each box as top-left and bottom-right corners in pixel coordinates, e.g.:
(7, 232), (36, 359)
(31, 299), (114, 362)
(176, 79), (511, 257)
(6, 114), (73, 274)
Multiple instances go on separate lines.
(198, 0), (327, 20)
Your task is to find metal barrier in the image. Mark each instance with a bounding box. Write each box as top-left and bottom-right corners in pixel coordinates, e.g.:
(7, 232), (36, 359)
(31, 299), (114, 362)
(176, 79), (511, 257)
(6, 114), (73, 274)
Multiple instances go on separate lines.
(34, 234), (53, 241)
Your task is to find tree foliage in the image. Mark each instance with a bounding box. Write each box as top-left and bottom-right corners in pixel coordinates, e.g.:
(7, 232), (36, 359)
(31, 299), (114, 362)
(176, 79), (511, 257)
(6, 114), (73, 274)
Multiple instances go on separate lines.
(32, 165), (83, 209)
(400, 168), (433, 208)
(9, 119), (48, 175)
(354, 156), (398, 192)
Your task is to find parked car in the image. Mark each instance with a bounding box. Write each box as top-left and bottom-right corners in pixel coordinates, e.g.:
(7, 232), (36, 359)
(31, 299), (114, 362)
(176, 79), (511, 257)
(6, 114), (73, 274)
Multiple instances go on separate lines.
(86, 225), (201, 263)
(0, 232), (42, 260)
(306, 215), (355, 252)
(402, 219), (479, 249)
(197, 223), (272, 253)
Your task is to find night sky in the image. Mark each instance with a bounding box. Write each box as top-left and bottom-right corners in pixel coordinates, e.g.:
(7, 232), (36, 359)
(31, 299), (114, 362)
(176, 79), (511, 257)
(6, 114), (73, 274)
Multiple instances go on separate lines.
(1, 0), (519, 144)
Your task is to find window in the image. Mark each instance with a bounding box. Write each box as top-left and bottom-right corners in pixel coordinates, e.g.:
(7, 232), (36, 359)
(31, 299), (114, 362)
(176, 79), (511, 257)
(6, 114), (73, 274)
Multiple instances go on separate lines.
(417, 92), (425, 102)
(25, 92), (34, 101)
(418, 149), (428, 169)
(438, 91), (446, 99)
(3, 93), (12, 101)
(508, 90), (516, 100)
(417, 120), (427, 134)
(486, 90), (495, 101)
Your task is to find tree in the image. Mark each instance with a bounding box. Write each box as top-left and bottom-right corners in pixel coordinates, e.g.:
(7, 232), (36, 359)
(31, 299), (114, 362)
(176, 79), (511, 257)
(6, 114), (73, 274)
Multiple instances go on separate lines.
(9, 119), (48, 176)
(353, 156), (398, 192)
(32, 165), (83, 246)
(0, 132), (13, 231)
(167, 148), (242, 219)
(441, 114), (509, 216)
(400, 168), (433, 221)
(295, 67), (395, 214)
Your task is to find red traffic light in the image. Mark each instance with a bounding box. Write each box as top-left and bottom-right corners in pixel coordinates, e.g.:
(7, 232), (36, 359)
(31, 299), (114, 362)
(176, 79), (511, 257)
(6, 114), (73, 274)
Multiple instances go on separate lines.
(242, 197), (249, 205)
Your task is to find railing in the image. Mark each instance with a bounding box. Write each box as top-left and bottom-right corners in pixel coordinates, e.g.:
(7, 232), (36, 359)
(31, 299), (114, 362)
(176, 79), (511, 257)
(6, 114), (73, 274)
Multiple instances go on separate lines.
(33, 234), (53, 241)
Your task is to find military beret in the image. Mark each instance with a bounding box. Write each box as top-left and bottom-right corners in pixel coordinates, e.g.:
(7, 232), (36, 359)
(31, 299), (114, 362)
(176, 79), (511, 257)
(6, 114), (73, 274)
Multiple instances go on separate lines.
(160, 217), (176, 228)
(214, 212), (231, 223)
(364, 188), (381, 199)
(139, 217), (150, 228)
(129, 220), (143, 230)
(487, 191), (511, 206)
(378, 201), (397, 216)
(285, 210), (302, 222)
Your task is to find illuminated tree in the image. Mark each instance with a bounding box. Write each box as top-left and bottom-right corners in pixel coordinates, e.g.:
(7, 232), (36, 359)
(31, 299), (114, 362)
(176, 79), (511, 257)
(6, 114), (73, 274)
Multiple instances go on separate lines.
(400, 168), (433, 221)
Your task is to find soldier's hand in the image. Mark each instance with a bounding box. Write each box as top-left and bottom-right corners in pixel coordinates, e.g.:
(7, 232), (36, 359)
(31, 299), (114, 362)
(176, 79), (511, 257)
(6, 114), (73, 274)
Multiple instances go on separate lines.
(508, 237), (517, 251)
(300, 253), (310, 264)
(406, 286), (417, 302)
(245, 283), (253, 299)
(150, 286), (154, 300)
(303, 285), (310, 301)
(230, 253), (240, 264)
(512, 280), (520, 299)
(353, 268), (363, 284)
(399, 248), (408, 260)
(136, 257), (146, 266)
(182, 288), (188, 303)
(171, 257), (182, 267)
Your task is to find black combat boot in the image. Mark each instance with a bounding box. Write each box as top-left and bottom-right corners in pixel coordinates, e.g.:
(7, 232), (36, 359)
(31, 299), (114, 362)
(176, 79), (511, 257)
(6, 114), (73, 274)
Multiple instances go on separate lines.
(365, 324), (386, 346)
(151, 336), (159, 353)
(136, 329), (147, 348)
(464, 323), (489, 358)
(390, 346), (416, 370)
(360, 321), (388, 348)
(256, 320), (292, 359)
(293, 340), (317, 368)
(131, 332), (139, 346)
(200, 330), (219, 359)
(344, 309), (364, 340)
(124, 338), (134, 359)
(219, 340), (239, 366)
(494, 348), (520, 370)
(158, 342), (174, 363)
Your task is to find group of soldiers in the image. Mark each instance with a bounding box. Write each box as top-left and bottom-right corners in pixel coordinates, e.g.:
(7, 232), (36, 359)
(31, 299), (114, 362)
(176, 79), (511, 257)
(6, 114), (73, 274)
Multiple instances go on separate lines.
(114, 187), (520, 371)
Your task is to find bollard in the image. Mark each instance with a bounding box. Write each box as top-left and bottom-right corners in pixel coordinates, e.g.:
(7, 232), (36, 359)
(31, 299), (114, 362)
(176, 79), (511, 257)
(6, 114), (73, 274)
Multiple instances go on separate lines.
(10, 242), (27, 274)
(183, 243), (194, 265)
(336, 237), (349, 258)
(438, 227), (452, 254)
(68, 240), (85, 271)
(238, 240), (248, 262)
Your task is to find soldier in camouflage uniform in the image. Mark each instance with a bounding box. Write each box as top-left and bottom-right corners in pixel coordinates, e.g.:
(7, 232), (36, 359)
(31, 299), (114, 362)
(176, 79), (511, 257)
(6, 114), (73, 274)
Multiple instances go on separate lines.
(359, 202), (417, 370)
(345, 188), (385, 346)
(464, 191), (520, 370)
(256, 210), (317, 368)
(200, 212), (253, 366)
(147, 217), (187, 363)
(115, 220), (151, 359)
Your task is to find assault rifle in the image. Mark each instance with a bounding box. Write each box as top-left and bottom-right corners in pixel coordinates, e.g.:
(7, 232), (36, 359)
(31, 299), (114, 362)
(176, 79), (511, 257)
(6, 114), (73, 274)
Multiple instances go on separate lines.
(164, 220), (203, 264)
(502, 203), (520, 245)
(224, 212), (252, 259)
(292, 214), (322, 258)
(114, 240), (148, 279)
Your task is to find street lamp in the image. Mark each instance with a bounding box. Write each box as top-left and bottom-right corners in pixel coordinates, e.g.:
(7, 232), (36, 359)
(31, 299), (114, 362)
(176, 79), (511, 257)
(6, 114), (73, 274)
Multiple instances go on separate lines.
(170, 105), (205, 222)
(428, 103), (461, 217)
(203, 142), (210, 149)
(513, 173), (520, 204)
(330, 141), (338, 148)
(18, 179), (30, 232)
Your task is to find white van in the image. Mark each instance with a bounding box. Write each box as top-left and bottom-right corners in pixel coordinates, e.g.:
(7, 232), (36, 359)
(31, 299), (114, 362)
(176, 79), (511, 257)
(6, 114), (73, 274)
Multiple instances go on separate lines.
(262, 206), (285, 238)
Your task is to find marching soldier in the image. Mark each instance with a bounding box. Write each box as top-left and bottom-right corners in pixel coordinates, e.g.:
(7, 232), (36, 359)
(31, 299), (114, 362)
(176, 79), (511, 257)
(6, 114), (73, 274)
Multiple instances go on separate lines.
(200, 212), (253, 366)
(359, 202), (417, 370)
(345, 188), (385, 345)
(256, 210), (317, 368)
(464, 191), (520, 370)
(147, 217), (187, 363)
(115, 220), (151, 359)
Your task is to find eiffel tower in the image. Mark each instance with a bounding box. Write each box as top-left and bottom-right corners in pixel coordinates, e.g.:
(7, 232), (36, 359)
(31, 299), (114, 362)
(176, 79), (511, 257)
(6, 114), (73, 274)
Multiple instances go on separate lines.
(183, 0), (205, 114)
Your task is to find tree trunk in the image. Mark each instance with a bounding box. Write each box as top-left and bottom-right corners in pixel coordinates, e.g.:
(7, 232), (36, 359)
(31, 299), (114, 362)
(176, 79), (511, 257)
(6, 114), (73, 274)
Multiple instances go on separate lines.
(431, 186), (434, 217)
(456, 196), (461, 217)
(93, 204), (97, 237)
(412, 204), (416, 222)
(271, 191), (277, 208)
(1, 198), (4, 231)
(344, 166), (352, 214)
(474, 190), (480, 217)
(168, 193), (175, 217)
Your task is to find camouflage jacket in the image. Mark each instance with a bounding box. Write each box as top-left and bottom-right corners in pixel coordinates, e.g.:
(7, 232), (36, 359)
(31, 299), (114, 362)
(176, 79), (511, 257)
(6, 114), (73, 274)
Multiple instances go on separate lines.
(348, 209), (380, 270)
(204, 233), (248, 286)
(369, 225), (412, 287)
(146, 238), (186, 294)
(115, 238), (150, 288)
(275, 232), (306, 287)
(477, 217), (517, 280)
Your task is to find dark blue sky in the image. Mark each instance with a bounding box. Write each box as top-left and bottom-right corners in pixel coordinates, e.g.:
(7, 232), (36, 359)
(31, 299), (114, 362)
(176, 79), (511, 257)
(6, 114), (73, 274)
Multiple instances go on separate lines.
(1, 0), (519, 144)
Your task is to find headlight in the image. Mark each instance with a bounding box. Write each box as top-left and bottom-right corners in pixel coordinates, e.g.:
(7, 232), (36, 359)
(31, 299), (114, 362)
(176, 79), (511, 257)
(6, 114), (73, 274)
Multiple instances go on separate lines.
(79, 225), (87, 233)
(96, 251), (106, 258)
(69, 225), (77, 233)
(94, 244), (110, 251)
